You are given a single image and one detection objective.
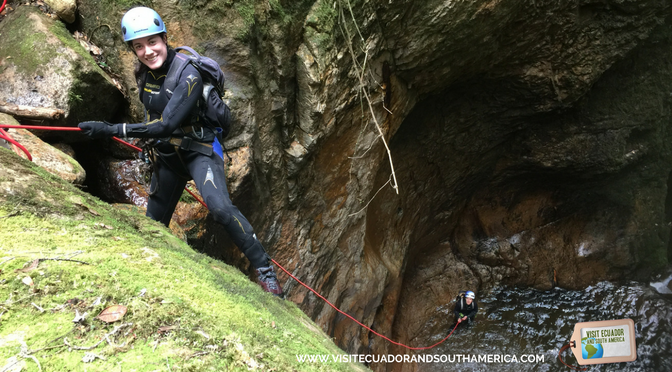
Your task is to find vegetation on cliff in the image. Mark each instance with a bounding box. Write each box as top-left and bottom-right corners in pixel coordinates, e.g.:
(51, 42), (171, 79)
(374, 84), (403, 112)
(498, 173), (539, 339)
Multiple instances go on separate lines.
(0, 148), (366, 371)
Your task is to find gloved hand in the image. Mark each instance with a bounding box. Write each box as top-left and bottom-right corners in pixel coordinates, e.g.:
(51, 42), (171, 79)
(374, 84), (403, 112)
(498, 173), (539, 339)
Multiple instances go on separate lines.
(78, 121), (118, 139)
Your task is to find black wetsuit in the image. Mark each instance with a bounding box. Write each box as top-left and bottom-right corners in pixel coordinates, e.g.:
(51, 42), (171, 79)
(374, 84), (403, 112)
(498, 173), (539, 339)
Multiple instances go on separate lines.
(116, 49), (269, 269)
(453, 297), (478, 325)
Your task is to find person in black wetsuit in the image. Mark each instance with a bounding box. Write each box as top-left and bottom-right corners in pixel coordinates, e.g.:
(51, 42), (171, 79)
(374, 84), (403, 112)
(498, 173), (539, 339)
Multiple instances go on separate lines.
(78, 6), (283, 297)
(453, 290), (478, 327)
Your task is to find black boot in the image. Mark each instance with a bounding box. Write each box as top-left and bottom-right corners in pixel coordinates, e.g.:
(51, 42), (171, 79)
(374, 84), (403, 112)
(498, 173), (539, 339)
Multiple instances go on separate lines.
(257, 266), (284, 298)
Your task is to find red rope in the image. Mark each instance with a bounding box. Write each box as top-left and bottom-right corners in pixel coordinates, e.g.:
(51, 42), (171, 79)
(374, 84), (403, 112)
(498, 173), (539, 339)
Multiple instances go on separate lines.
(558, 342), (587, 371)
(0, 124), (141, 159)
(112, 136), (142, 152)
(0, 0), (7, 14)
(1, 122), (458, 351)
(185, 186), (207, 208)
(0, 124), (81, 131)
(0, 128), (32, 161)
(271, 257), (459, 350)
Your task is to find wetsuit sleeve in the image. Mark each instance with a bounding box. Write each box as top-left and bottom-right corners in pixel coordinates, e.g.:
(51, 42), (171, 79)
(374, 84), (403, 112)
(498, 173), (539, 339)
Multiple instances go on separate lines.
(122, 65), (203, 138)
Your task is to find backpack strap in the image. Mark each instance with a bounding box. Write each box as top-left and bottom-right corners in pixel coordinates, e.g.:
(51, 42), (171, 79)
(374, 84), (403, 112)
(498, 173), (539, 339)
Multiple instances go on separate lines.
(175, 46), (201, 59)
(137, 70), (147, 101)
(163, 53), (192, 97)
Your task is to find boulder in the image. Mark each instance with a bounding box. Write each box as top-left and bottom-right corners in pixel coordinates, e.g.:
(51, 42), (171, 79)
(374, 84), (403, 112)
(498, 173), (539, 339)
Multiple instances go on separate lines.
(0, 113), (85, 184)
(44, 0), (76, 24)
(0, 6), (124, 126)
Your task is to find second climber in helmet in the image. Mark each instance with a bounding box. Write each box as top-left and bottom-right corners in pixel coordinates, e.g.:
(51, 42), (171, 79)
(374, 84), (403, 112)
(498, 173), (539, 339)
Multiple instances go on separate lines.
(78, 7), (284, 297)
(454, 290), (478, 326)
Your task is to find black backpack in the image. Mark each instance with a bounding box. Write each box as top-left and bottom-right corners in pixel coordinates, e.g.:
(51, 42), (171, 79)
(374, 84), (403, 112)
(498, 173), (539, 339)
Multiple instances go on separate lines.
(161, 46), (231, 139)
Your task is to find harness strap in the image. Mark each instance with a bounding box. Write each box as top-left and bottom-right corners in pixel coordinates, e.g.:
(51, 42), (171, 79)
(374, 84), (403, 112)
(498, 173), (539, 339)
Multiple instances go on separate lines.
(169, 137), (213, 157)
(180, 125), (206, 135)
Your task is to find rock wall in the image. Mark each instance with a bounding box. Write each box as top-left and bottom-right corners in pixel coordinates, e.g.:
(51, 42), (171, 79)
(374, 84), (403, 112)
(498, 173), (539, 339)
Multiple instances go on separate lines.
(273, 1), (672, 365)
(374, 19), (672, 370)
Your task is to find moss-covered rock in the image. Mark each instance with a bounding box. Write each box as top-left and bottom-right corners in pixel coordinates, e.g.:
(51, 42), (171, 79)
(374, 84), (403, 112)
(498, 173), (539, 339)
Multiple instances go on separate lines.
(0, 113), (85, 184)
(0, 147), (368, 372)
(43, 0), (77, 24)
(0, 5), (124, 125)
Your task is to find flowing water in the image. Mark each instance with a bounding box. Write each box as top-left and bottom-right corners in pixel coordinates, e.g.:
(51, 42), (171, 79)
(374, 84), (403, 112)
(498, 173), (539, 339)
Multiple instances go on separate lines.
(418, 272), (672, 372)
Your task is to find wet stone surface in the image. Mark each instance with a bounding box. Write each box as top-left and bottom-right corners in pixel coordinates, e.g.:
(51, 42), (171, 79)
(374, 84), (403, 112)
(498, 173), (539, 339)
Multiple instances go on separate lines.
(415, 280), (672, 372)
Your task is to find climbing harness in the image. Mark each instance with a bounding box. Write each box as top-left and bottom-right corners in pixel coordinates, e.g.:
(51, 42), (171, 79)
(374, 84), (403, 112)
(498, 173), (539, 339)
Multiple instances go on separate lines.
(0, 123), (461, 351)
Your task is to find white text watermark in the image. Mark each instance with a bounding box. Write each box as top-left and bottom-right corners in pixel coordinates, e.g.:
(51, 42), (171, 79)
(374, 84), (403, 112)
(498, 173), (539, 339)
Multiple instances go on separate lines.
(296, 354), (545, 364)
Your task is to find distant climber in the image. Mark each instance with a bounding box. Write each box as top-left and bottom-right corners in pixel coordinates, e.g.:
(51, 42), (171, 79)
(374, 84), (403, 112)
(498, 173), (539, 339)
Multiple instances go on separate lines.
(77, 6), (283, 297)
(453, 290), (478, 326)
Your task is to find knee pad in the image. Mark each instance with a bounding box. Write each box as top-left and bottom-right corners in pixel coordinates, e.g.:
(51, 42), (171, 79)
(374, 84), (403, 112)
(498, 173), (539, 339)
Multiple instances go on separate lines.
(205, 195), (233, 226)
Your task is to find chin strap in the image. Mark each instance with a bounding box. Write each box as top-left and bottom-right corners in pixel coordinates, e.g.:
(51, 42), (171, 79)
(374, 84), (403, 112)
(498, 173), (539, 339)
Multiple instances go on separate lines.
(558, 341), (587, 371)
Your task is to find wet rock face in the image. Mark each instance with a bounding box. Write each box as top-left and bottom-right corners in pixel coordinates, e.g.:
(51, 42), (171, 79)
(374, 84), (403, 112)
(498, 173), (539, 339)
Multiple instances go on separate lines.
(96, 158), (150, 206)
(379, 0), (667, 101)
(369, 18), (672, 365)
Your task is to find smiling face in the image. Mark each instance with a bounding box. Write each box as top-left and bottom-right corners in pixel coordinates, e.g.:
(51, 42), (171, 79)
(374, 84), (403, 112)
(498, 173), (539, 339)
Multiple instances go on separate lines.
(466, 297), (473, 305)
(132, 34), (168, 70)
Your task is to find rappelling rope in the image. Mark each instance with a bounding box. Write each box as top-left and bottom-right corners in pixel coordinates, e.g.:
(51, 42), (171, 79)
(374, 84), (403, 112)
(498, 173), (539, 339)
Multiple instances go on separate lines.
(0, 123), (460, 351)
(0, 0), (7, 14)
(0, 127), (32, 161)
(271, 257), (460, 350)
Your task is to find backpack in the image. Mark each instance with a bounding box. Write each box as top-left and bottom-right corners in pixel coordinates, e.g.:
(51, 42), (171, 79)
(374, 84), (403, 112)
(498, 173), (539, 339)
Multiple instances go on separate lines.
(162, 46), (231, 140)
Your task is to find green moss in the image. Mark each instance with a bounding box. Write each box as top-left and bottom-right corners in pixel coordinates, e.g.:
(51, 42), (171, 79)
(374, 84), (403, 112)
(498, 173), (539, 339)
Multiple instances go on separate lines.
(308, 0), (338, 29)
(49, 18), (99, 68)
(0, 148), (367, 371)
(234, 0), (256, 29)
(0, 5), (108, 98)
(74, 0), (151, 74)
(0, 8), (49, 75)
(68, 91), (83, 104)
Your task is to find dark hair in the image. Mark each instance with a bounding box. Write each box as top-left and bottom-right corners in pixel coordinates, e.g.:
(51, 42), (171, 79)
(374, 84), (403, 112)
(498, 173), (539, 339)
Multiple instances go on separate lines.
(126, 32), (169, 51)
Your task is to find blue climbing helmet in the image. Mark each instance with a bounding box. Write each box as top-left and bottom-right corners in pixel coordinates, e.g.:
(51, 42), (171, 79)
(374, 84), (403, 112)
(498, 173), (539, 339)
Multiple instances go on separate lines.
(465, 291), (476, 299)
(121, 7), (166, 42)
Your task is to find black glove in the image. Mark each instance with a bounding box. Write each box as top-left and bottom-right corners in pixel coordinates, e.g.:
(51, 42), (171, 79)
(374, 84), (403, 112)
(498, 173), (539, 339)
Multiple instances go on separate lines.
(78, 121), (118, 139)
